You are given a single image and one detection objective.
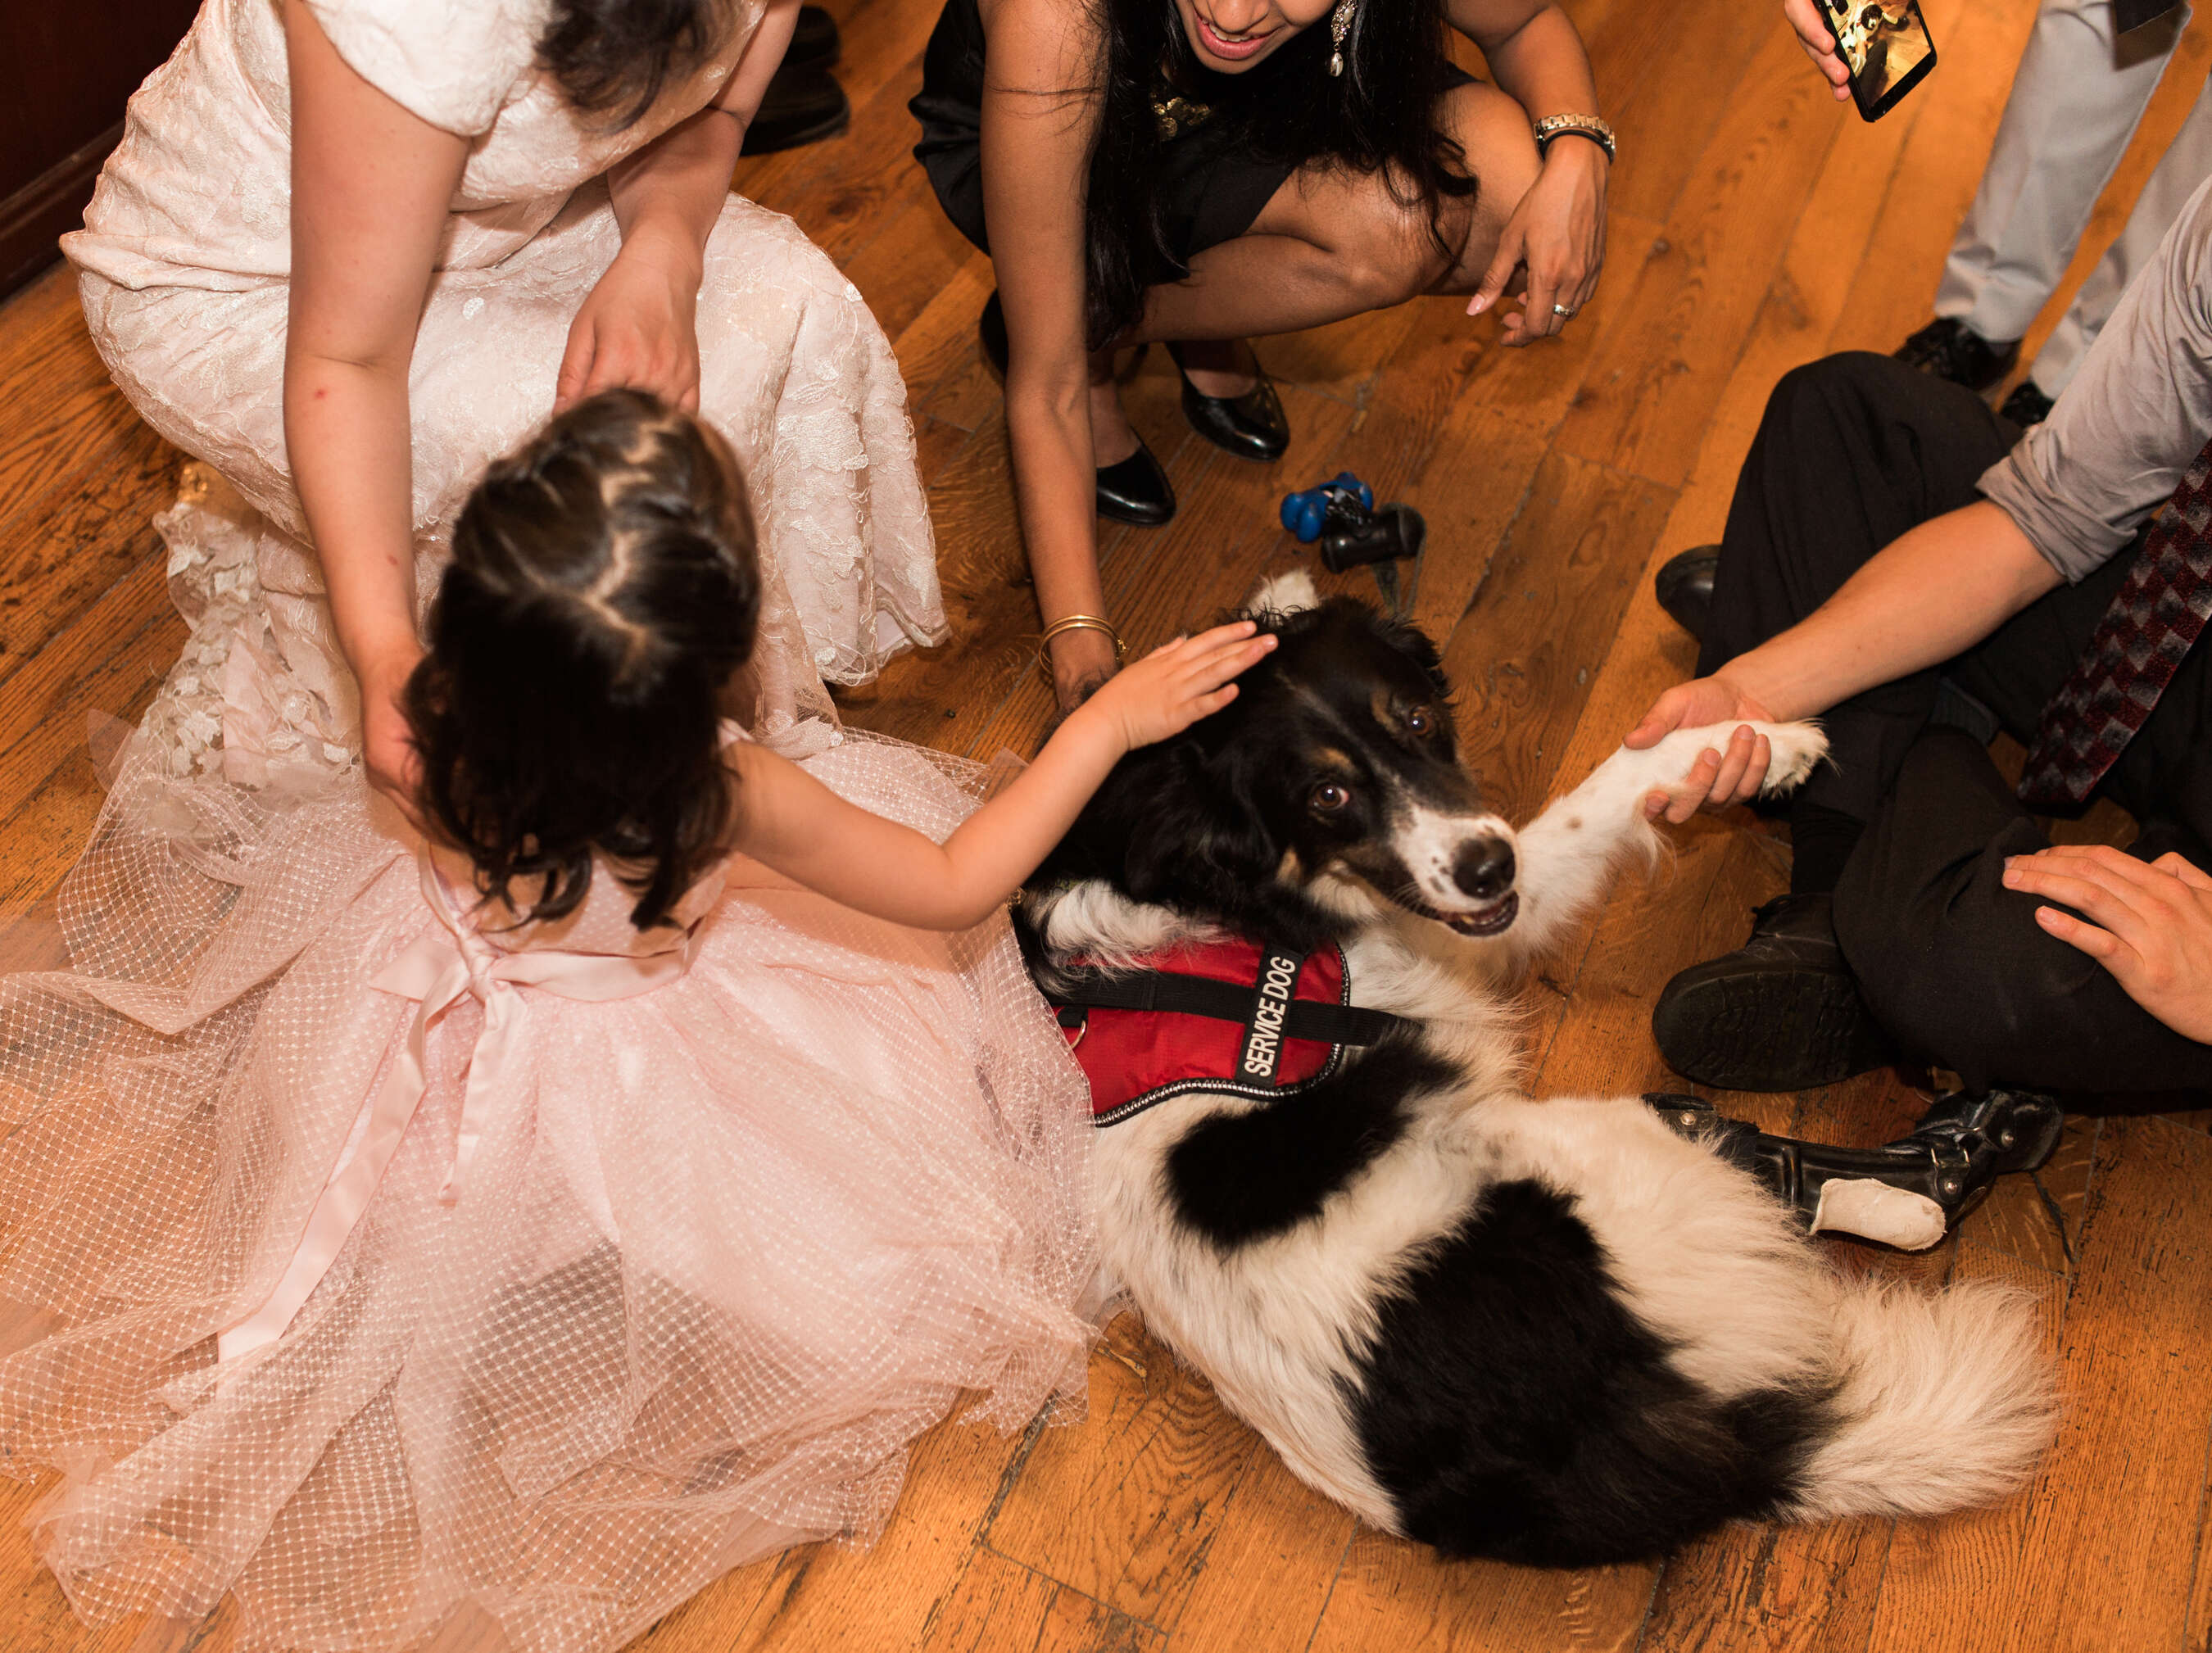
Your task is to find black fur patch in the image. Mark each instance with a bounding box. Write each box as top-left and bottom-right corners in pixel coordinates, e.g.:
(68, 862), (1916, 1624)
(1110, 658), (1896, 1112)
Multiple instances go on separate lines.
(1346, 1180), (1827, 1566)
(1163, 1039), (1457, 1247)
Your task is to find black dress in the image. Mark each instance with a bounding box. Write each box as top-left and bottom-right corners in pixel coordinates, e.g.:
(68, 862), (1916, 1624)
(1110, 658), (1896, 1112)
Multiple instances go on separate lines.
(909, 0), (1474, 268)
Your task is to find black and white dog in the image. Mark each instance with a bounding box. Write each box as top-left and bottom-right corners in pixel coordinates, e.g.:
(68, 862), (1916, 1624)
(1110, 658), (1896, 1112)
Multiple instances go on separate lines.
(1020, 576), (2054, 1566)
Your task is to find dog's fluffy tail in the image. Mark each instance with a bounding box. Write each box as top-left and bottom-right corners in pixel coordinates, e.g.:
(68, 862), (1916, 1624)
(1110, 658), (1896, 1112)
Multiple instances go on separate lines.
(1787, 1277), (2057, 1520)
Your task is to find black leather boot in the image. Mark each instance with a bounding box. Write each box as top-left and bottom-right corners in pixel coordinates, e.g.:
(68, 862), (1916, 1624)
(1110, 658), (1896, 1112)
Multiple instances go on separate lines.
(981, 292), (1176, 527)
(1648, 1089), (2065, 1249)
(1894, 318), (2019, 392)
(1166, 342), (1290, 463)
(1654, 545), (1718, 642)
(1652, 893), (1892, 1092)
(1998, 379), (2056, 428)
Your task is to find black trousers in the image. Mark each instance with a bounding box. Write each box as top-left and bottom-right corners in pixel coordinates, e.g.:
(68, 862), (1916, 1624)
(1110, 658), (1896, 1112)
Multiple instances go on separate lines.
(1703, 352), (2212, 1094)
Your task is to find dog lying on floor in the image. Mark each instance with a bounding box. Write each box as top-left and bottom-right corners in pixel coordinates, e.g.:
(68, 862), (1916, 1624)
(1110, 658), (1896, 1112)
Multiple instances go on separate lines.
(1017, 575), (2055, 1567)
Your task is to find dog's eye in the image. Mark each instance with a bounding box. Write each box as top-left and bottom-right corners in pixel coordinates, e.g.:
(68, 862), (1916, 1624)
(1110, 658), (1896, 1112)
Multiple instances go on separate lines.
(1309, 781), (1352, 814)
(1405, 706), (1435, 736)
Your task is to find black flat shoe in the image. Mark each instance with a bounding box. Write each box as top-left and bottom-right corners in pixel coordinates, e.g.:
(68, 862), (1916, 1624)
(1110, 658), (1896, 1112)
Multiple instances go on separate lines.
(1654, 544), (1718, 643)
(1096, 445), (1176, 526)
(981, 293), (1176, 527)
(1166, 342), (1290, 463)
(1893, 318), (2019, 392)
(1652, 893), (1893, 1092)
(1648, 1089), (2065, 1250)
(740, 67), (850, 155)
(790, 5), (841, 73)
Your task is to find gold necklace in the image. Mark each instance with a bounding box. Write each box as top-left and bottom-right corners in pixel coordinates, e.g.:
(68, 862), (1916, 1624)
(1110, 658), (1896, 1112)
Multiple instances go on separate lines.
(1151, 88), (1213, 139)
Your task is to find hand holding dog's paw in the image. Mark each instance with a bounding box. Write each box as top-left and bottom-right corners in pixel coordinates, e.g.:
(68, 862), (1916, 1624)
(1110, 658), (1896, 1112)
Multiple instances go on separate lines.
(1634, 720), (1828, 823)
(1079, 621), (1277, 752)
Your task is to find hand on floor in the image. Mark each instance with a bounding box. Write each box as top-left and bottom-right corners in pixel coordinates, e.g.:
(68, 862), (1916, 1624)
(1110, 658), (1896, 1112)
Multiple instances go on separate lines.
(2005, 845), (2212, 1043)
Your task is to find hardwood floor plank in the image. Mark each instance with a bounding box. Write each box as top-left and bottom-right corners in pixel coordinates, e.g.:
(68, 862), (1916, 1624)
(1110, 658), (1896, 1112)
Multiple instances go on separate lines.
(1549, 13), (1847, 487)
(1865, 1117), (2212, 1653)
(1153, 1448), (1351, 1651)
(982, 1316), (1262, 1629)
(1306, 1534), (1655, 1653)
(1435, 449), (1676, 820)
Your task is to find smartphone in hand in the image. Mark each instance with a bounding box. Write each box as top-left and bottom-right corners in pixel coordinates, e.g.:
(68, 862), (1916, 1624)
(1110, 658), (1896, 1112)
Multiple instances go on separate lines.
(1820, 0), (1938, 121)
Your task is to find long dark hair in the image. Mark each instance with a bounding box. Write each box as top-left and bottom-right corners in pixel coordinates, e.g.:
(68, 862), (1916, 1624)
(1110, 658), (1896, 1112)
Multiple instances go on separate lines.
(1083, 0), (1479, 347)
(407, 390), (760, 932)
(538, 0), (732, 125)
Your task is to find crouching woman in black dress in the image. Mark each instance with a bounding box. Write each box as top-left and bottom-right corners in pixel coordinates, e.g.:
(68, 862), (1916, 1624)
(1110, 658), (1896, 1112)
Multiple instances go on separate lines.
(912, 0), (1611, 706)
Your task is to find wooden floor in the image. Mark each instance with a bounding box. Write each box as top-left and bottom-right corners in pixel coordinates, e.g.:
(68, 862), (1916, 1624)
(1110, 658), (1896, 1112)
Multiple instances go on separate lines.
(5, 0), (2212, 1647)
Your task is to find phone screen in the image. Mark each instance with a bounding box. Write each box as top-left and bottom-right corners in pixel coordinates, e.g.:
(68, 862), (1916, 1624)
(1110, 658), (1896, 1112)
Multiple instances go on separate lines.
(1820, 1), (1938, 120)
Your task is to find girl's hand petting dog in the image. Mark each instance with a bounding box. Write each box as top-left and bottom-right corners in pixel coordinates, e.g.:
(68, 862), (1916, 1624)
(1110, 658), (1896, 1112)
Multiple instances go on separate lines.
(2004, 845), (2212, 1043)
(1072, 622), (1277, 754)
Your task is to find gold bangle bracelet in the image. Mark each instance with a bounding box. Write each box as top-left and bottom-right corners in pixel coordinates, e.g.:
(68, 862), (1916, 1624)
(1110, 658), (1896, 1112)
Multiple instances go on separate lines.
(1036, 614), (1126, 686)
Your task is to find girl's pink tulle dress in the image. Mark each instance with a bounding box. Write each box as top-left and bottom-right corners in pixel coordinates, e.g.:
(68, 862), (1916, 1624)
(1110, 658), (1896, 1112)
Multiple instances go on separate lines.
(0, 729), (1099, 1653)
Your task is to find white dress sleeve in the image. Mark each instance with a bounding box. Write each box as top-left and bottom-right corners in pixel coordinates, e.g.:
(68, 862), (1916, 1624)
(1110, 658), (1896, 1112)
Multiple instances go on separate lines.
(301, 0), (542, 137)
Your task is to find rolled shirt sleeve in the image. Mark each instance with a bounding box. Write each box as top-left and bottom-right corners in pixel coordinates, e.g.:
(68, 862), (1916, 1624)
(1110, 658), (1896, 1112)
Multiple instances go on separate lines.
(1979, 173), (2212, 583)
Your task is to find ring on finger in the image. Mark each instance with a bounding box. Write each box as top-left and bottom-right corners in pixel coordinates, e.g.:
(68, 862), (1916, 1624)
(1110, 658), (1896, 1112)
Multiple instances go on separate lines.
(1552, 302), (1575, 319)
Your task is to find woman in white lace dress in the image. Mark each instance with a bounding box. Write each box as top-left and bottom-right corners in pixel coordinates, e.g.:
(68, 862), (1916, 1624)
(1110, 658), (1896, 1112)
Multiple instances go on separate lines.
(64, 0), (941, 792)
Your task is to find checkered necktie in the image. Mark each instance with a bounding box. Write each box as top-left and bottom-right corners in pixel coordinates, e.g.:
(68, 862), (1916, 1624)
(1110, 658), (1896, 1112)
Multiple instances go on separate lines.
(2017, 435), (2212, 810)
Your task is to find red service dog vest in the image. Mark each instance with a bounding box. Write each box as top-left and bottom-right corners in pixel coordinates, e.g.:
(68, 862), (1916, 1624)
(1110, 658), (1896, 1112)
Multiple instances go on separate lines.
(1039, 938), (1404, 1127)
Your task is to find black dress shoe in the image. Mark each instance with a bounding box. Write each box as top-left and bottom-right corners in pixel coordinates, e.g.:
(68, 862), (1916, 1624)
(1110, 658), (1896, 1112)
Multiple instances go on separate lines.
(980, 293), (1176, 527)
(1655, 544), (1718, 643)
(1998, 378), (2056, 428)
(1648, 1089), (2064, 1247)
(1652, 893), (1893, 1092)
(1893, 318), (2019, 392)
(789, 5), (841, 73)
(1165, 342), (1290, 463)
(740, 67), (850, 156)
(1096, 446), (1177, 526)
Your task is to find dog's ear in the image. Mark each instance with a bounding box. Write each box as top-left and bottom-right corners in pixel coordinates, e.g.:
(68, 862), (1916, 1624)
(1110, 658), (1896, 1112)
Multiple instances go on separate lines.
(1119, 740), (1278, 912)
(1242, 568), (1321, 620)
(1375, 611), (1452, 698)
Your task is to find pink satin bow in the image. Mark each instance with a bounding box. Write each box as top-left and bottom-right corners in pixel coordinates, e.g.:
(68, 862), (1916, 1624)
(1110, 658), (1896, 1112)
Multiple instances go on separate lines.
(215, 857), (695, 1361)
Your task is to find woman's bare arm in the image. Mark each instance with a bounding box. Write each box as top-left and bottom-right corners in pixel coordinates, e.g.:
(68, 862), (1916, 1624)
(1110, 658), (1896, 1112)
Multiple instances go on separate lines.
(555, 0), (800, 410)
(1448, 0), (1607, 341)
(283, 2), (469, 812)
(977, 0), (1115, 697)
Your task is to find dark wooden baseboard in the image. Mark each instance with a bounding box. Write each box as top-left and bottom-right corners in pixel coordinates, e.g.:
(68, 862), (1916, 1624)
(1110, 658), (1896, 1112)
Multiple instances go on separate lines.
(0, 121), (122, 300)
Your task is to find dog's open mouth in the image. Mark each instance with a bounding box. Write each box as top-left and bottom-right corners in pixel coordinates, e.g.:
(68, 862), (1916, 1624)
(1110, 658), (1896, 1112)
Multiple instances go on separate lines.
(1404, 892), (1519, 938)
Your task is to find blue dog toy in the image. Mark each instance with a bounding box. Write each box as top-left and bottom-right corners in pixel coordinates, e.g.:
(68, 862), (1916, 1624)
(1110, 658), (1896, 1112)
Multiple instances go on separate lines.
(1279, 471), (1424, 574)
(1281, 473), (1372, 543)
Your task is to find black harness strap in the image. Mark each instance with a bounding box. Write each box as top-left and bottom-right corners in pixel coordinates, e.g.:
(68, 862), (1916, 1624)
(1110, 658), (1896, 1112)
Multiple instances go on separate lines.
(1041, 959), (1408, 1049)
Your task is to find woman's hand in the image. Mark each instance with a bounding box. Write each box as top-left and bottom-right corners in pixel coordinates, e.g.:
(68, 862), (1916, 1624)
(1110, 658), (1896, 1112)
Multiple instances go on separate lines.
(1783, 0), (1854, 100)
(355, 643), (429, 831)
(2004, 845), (2212, 1043)
(555, 235), (704, 412)
(1469, 135), (1608, 343)
(1624, 672), (1780, 822)
(1073, 622), (1277, 752)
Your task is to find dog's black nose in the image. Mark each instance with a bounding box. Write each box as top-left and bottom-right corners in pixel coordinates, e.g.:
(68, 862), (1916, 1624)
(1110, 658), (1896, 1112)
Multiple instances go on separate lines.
(1452, 836), (1516, 901)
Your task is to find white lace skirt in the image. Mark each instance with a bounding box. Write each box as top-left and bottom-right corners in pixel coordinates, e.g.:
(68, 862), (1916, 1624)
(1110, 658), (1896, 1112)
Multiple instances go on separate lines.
(75, 185), (945, 784)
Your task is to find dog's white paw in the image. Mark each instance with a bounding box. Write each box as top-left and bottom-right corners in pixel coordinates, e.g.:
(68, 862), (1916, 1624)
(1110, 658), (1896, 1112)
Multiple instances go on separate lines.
(1245, 569), (1321, 618)
(1639, 721), (1829, 805)
(1752, 720), (1828, 796)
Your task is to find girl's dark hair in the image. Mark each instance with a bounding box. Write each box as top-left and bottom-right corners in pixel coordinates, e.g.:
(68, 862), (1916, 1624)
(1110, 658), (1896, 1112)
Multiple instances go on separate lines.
(538, 0), (732, 125)
(1082, 1), (1480, 348)
(407, 389), (760, 932)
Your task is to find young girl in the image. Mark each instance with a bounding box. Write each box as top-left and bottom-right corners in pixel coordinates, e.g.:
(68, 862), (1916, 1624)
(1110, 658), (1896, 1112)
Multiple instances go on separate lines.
(0, 392), (1273, 1653)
